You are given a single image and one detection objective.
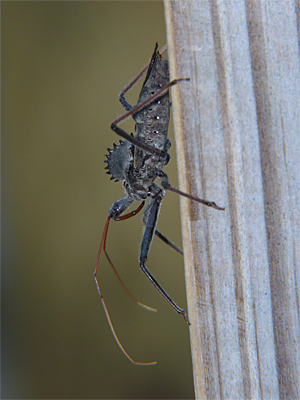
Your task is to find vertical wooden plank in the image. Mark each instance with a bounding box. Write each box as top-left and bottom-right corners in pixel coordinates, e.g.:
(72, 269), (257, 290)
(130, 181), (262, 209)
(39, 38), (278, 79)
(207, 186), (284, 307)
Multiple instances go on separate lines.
(246, 1), (300, 398)
(164, 0), (300, 398)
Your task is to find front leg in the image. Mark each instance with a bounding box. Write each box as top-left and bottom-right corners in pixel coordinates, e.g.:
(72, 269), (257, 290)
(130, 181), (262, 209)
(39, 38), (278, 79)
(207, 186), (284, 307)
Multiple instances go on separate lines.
(108, 195), (135, 220)
(140, 191), (190, 324)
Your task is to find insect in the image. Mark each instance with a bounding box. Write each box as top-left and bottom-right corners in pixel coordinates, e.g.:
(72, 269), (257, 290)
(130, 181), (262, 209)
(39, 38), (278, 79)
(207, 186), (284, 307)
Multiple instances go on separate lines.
(94, 43), (224, 365)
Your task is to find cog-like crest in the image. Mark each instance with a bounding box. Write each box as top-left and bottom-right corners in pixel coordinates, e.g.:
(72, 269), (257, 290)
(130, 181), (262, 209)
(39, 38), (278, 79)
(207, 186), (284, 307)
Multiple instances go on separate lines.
(104, 140), (132, 182)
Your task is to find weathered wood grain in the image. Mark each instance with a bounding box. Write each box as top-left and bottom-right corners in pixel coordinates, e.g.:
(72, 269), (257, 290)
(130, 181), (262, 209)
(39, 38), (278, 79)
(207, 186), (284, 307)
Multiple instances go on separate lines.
(164, 1), (299, 398)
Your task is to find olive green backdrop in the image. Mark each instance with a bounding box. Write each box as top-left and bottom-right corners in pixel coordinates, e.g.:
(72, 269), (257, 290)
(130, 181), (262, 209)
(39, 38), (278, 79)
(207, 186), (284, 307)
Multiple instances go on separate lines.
(2, 2), (194, 398)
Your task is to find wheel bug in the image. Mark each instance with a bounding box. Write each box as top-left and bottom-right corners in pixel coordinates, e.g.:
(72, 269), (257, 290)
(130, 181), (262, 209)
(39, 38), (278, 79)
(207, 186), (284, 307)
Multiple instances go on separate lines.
(94, 43), (224, 365)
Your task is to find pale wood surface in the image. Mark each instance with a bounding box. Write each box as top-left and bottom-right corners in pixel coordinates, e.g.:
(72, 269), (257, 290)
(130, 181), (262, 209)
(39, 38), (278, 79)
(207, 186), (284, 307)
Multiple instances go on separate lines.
(164, 1), (300, 399)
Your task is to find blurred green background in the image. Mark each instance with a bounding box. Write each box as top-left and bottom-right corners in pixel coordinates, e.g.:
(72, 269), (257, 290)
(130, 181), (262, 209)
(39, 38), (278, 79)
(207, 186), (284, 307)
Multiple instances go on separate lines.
(2, 2), (194, 399)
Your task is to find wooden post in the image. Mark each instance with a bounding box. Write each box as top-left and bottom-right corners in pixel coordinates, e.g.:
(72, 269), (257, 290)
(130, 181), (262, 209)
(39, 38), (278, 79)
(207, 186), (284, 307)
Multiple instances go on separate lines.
(164, 1), (300, 399)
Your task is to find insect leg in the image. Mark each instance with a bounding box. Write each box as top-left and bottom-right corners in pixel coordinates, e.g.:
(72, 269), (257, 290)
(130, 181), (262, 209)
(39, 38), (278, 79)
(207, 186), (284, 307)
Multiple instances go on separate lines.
(119, 62), (149, 112)
(118, 43), (167, 112)
(95, 197), (155, 310)
(106, 202), (156, 310)
(140, 193), (190, 324)
(158, 170), (225, 211)
(154, 230), (183, 255)
(94, 199), (157, 365)
(143, 194), (183, 255)
(111, 77), (190, 157)
(111, 124), (164, 157)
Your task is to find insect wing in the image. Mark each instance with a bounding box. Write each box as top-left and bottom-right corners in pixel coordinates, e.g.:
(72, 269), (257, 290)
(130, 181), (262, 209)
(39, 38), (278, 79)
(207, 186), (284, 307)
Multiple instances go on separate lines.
(133, 46), (170, 154)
